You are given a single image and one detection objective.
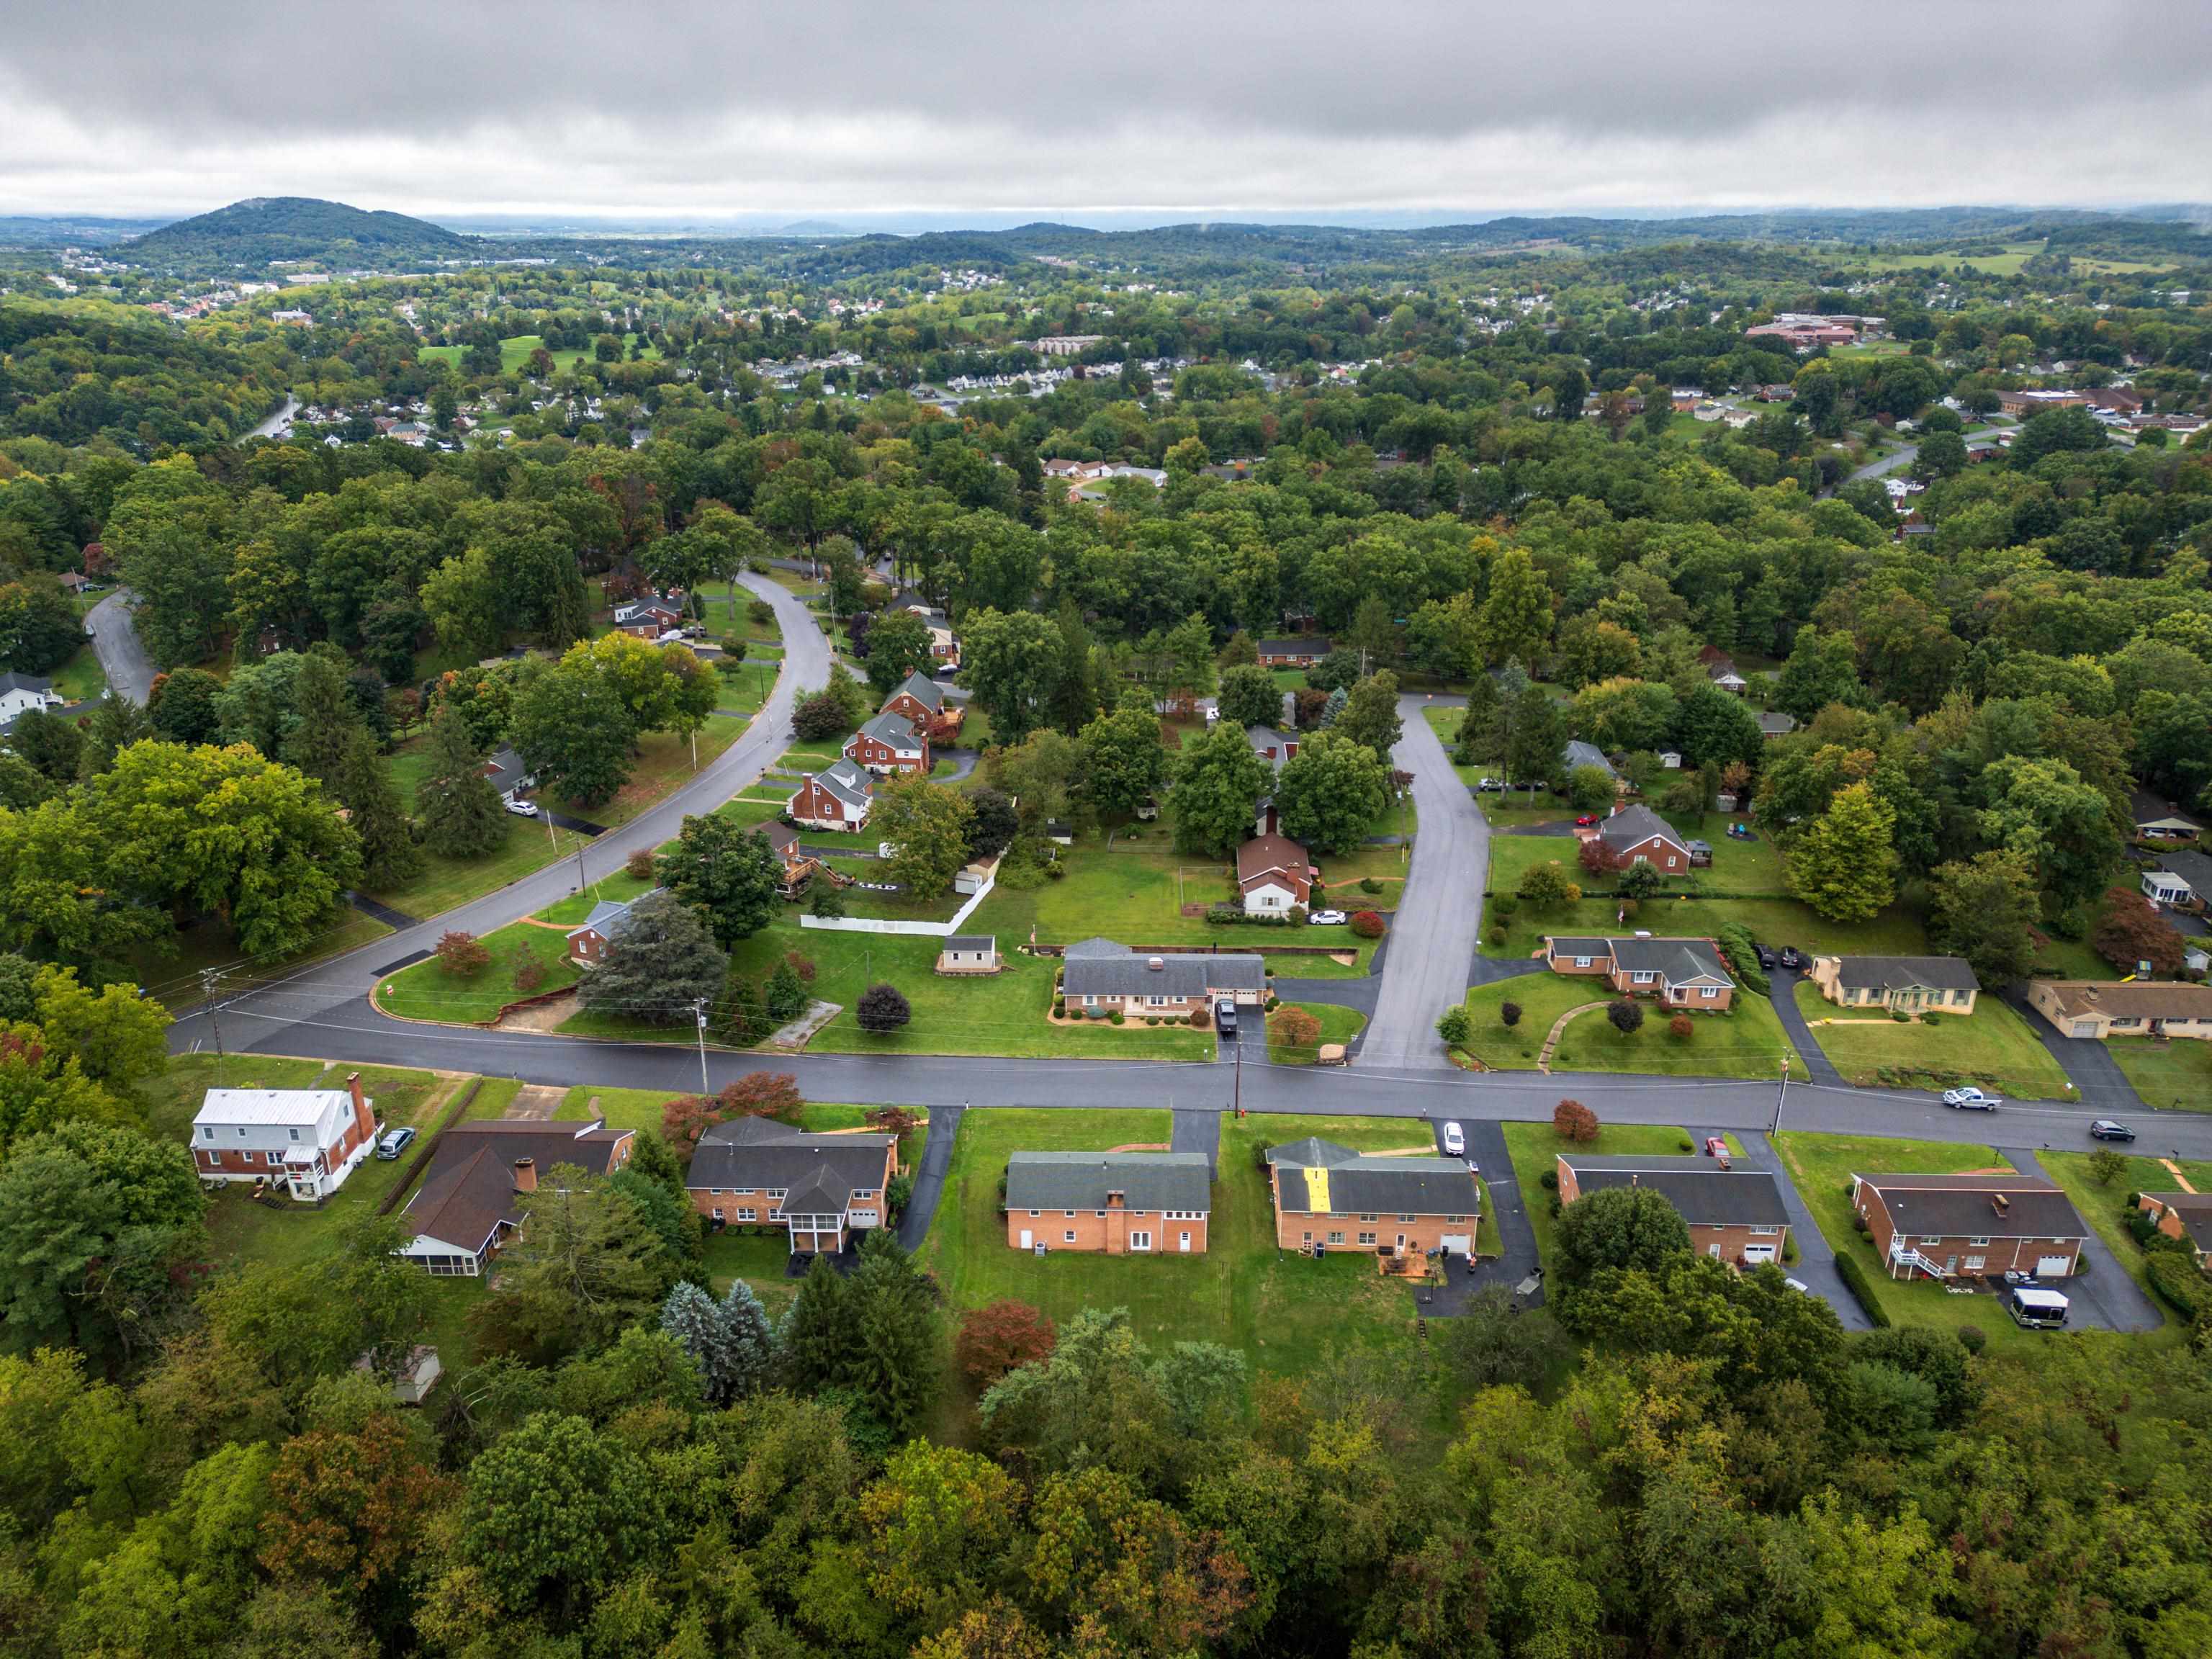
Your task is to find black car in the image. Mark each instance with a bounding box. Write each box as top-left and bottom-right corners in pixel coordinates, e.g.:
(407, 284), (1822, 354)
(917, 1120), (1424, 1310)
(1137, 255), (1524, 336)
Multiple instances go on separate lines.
(2089, 1119), (2136, 1143)
(1778, 946), (1803, 971)
(1753, 943), (1776, 971)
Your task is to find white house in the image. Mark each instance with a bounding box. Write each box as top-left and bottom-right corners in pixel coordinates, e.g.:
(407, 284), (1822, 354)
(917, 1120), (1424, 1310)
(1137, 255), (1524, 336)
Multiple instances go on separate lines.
(190, 1074), (380, 1201)
(0, 672), (63, 732)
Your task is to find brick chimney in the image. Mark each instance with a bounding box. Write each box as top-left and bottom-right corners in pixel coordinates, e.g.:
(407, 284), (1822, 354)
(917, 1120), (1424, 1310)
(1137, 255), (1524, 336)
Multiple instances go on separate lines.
(1107, 1190), (1125, 1209)
(347, 1072), (374, 1141)
(512, 1157), (537, 1194)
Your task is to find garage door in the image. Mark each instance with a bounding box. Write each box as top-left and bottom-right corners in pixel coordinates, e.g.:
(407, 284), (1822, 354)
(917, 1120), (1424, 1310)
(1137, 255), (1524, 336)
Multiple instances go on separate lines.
(2070, 1020), (2098, 1038)
(2035, 1254), (2073, 1277)
(1439, 1234), (1470, 1254)
(1743, 1245), (1779, 1264)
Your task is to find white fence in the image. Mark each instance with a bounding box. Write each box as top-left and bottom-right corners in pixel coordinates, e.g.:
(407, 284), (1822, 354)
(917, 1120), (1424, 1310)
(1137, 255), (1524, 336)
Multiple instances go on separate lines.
(799, 868), (996, 938)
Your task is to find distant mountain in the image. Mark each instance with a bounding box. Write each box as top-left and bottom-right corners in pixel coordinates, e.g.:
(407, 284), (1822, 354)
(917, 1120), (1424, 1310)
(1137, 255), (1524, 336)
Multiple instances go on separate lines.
(125, 197), (478, 269)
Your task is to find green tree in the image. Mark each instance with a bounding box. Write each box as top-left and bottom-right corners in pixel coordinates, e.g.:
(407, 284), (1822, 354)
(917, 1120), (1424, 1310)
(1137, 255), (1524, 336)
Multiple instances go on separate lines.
(414, 703), (505, 858)
(147, 666), (224, 745)
(1077, 704), (1167, 819)
(959, 607), (1062, 743)
(283, 651), (360, 788)
(334, 727), (421, 890)
(1517, 859), (1581, 911)
(472, 1170), (679, 1363)
(577, 892), (729, 1026)
(457, 1412), (662, 1618)
(1977, 755), (2125, 912)
(1925, 850), (2042, 985)
(1334, 671), (1403, 757)
(765, 958), (808, 1023)
(875, 775), (976, 900)
(511, 655), (637, 807)
(30, 964), (170, 1092)
(848, 1231), (943, 1439)
(863, 608), (936, 696)
(1501, 682), (1565, 791)
(1480, 546), (1553, 667)
(655, 812), (784, 948)
(1673, 683), (1764, 771)
(1274, 729), (1390, 855)
(1786, 781), (1898, 923)
(1554, 1184), (1693, 1288)
(1170, 721), (1270, 855)
(1775, 624), (1863, 722)
(781, 1251), (858, 1389)
(1215, 663), (1283, 731)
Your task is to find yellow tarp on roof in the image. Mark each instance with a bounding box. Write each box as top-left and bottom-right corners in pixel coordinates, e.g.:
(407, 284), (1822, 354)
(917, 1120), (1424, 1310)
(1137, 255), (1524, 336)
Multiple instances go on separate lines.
(1303, 1166), (1331, 1211)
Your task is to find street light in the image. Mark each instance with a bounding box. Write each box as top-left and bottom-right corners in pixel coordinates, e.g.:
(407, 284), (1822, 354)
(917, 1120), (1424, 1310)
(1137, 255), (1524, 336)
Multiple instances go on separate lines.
(1771, 1053), (1791, 1135)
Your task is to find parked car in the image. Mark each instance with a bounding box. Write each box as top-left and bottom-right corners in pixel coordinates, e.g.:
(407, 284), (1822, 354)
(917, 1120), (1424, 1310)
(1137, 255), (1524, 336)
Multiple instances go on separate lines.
(1308, 909), (1349, 926)
(1753, 943), (1776, 970)
(1942, 1087), (2000, 1110)
(1778, 946), (1803, 970)
(504, 798), (540, 817)
(1475, 777), (1503, 793)
(2089, 1119), (2137, 1142)
(1442, 1122), (1465, 1157)
(374, 1126), (416, 1161)
(1574, 814), (1599, 827)
(1704, 1136), (1729, 1158)
(1214, 997), (1238, 1033)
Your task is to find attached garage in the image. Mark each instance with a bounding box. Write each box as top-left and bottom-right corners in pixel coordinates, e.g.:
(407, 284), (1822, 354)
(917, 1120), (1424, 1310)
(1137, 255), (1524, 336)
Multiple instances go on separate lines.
(1439, 1233), (1471, 1254)
(1742, 1244), (1780, 1265)
(2035, 1254), (2075, 1277)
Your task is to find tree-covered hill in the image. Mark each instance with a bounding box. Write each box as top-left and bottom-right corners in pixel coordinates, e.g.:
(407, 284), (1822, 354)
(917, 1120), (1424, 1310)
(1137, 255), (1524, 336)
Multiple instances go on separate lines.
(124, 196), (479, 270)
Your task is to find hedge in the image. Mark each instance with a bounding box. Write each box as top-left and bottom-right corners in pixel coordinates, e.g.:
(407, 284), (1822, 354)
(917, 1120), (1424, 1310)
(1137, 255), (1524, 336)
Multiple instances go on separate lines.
(1833, 1251), (1892, 1327)
(2147, 1251), (2212, 1323)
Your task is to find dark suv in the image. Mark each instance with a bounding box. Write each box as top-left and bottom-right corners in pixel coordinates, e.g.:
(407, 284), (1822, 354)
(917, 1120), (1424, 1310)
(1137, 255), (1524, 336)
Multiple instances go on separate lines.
(2089, 1120), (2136, 1143)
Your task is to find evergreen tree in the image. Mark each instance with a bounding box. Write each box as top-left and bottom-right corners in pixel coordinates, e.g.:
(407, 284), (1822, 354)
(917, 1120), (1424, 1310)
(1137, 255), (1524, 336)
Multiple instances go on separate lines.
(721, 973), (770, 1043)
(73, 696), (151, 781)
(415, 703), (506, 859)
(848, 1230), (941, 1439)
(1318, 685), (1349, 727)
(284, 650), (360, 789)
(1503, 683), (1565, 790)
(721, 1280), (777, 1400)
(336, 727), (421, 890)
(780, 1253), (858, 1390)
(578, 893), (729, 1025)
(1049, 598), (1100, 734)
(765, 958), (807, 1023)
(660, 1281), (745, 1403)
(1454, 671), (1499, 765)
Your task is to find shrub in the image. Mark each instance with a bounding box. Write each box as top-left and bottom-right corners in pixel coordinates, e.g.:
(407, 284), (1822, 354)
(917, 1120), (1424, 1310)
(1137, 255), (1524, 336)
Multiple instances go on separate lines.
(1517, 860), (1582, 910)
(855, 982), (911, 1033)
(1359, 877), (1383, 894)
(1833, 1251), (1892, 1327)
(1144, 1017), (1158, 1026)
(1287, 906), (1308, 926)
(1107, 1010), (1124, 1025)
(1956, 1325), (1987, 1355)
(1490, 894), (1517, 919)
(954, 1300), (1057, 1388)
(1190, 1004), (1209, 1030)
(1538, 1169), (1558, 1190)
(809, 885), (846, 918)
(1668, 1012), (1693, 1039)
(785, 950), (817, 984)
(1485, 925), (1508, 946)
(436, 930), (490, 976)
(513, 960), (546, 993)
(1349, 910), (1386, 939)
(1045, 862), (1066, 880)
(1552, 1099), (1600, 1141)
(1270, 1006), (1323, 1051)
(747, 598), (774, 626)
(1436, 1005), (1473, 1048)
(1852, 1213), (1870, 1235)
(2148, 1251), (2212, 1322)
(1605, 998), (1644, 1036)
(2087, 1147), (2128, 1186)
(624, 848), (657, 882)
(1676, 1139), (1693, 1153)
(1500, 1001), (1522, 1028)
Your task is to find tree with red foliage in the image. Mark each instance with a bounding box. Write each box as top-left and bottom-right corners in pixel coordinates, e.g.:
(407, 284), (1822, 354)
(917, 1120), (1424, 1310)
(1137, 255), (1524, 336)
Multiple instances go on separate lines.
(258, 1411), (455, 1606)
(953, 1299), (1058, 1388)
(661, 1070), (806, 1162)
(2092, 885), (2186, 978)
(435, 930), (489, 976)
(1349, 910), (1387, 939)
(866, 1105), (921, 1139)
(1668, 1012), (1694, 1039)
(1577, 836), (1618, 877)
(1553, 1099), (1600, 1142)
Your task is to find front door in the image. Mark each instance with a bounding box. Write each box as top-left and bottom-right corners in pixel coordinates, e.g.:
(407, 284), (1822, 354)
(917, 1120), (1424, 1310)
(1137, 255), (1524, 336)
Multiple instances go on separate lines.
(1396, 1233), (1408, 1251)
(1179, 1231), (1191, 1252)
(1019, 1229), (1033, 1249)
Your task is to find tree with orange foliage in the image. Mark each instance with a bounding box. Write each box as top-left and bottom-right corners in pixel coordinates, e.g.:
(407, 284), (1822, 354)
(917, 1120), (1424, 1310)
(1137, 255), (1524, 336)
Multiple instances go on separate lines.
(954, 1300), (1058, 1389)
(1553, 1098), (1600, 1141)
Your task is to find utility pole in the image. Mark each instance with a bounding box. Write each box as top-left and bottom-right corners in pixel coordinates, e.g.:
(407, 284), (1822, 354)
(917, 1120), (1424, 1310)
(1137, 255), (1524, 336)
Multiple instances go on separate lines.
(693, 998), (711, 1094)
(1770, 1053), (1791, 1135)
(1233, 1031), (1243, 1118)
(200, 968), (225, 1084)
(574, 841), (588, 891)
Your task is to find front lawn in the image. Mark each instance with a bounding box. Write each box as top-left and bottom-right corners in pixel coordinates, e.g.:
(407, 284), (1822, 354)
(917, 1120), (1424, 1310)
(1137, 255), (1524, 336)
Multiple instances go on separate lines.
(2038, 1150), (2189, 1308)
(1501, 1120), (1704, 1270)
(2108, 1038), (2212, 1112)
(374, 922), (583, 1024)
(1481, 894), (1932, 963)
(920, 1108), (1432, 1384)
(1792, 981), (2075, 1100)
(1267, 1002), (1367, 1064)
(1462, 971), (1802, 1081)
(534, 866), (658, 926)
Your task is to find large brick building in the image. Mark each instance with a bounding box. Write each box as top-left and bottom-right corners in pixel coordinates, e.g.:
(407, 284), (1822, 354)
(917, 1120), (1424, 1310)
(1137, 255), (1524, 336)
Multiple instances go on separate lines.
(1853, 1172), (2089, 1280)
(1556, 1153), (1792, 1267)
(1004, 1151), (1212, 1254)
(1264, 1136), (1480, 1260)
(191, 1074), (381, 1200)
(685, 1116), (899, 1254)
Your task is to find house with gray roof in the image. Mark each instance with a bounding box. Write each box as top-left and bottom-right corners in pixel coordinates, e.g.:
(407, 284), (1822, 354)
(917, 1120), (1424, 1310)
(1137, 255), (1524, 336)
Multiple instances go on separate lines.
(1561, 739), (1617, 783)
(1542, 934), (1735, 1010)
(1004, 1151), (1213, 1254)
(1264, 1138), (1481, 1259)
(788, 757), (876, 831)
(685, 1116), (899, 1254)
(1059, 942), (1266, 1019)
(845, 709), (929, 775)
(0, 671), (62, 734)
(1809, 954), (1980, 1015)
(1591, 802), (1694, 871)
(481, 745), (536, 804)
(1854, 1172), (2088, 1281)
(881, 670), (947, 729)
(2131, 788), (2202, 842)
(1557, 1153), (1792, 1264)
(935, 934), (999, 975)
(1757, 710), (1798, 739)
(566, 889), (666, 966)
(2144, 848), (2212, 913)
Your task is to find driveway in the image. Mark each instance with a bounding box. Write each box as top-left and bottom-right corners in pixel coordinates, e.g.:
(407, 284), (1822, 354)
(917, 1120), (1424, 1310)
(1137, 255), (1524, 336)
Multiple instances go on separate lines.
(1421, 1118), (1543, 1313)
(1766, 965), (1845, 1087)
(1172, 1107), (1220, 1174)
(896, 1100), (964, 1251)
(1734, 1128), (1871, 1330)
(2000, 1148), (2164, 1332)
(1355, 696), (1485, 1070)
(1999, 985), (2144, 1111)
(84, 590), (156, 704)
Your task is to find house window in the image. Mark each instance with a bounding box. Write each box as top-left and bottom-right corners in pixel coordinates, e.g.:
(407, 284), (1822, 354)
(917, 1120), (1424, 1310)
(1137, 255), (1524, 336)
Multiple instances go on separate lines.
(1920, 1236), (1943, 1246)
(1632, 854), (1650, 866)
(1359, 1213), (1378, 1223)
(1968, 1236), (1990, 1247)
(237, 1127), (248, 1138)
(1028, 1209), (1040, 1218)
(1328, 1231), (1344, 1245)
(1700, 986), (1719, 999)
(768, 1189), (787, 1200)
(711, 1208), (724, 1222)
(1084, 995), (1097, 1007)
(1065, 1210), (1076, 1218)
(1444, 1215), (1466, 1223)
(1964, 1255), (1986, 1272)
(1633, 971), (1655, 984)
(737, 1208), (756, 1222)
(1573, 956), (1592, 968)
(1128, 1231), (1152, 1251)
(1397, 1213), (1416, 1223)
(201, 1126), (215, 1141)
(1358, 1231), (1377, 1246)
(1094, 1210), (1105, 1218)
(1302, 1231), (1313, 1244)
(1750, 1226), (1779, 1236)
(1665, 858), (1678, 869)
(266, 1151), (284, 1166)
(287, 1127), (300, 1142)
(1064, 1231), (1076, 1244)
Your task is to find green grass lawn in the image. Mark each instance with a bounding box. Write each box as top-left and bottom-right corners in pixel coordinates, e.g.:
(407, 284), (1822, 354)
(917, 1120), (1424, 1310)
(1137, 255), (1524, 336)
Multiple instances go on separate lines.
(421, 333), (660, 374)
(50, 642), (107, 703)
(534, 866), (657, 926)
(1488, 822), (1782, 901)
(1501, 1120), (1703, 1269)
(921, 1109), (1433, 1385)
(130, 910), (392, 1013)
(2038, 1148), (2200, 1310)
(2107, 1038), (2212, 1112)
(1267, 1002), (1367, 1064)
(1462, 971), (1802, 1080)
(374, 922), (582, 1024)
(1792, 981), (2075, 1100)
(1482, 894), (1931, 963)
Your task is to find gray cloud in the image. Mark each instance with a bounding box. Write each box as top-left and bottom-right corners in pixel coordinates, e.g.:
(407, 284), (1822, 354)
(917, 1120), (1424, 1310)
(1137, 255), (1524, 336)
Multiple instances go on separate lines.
(5, 1), (2211, 218)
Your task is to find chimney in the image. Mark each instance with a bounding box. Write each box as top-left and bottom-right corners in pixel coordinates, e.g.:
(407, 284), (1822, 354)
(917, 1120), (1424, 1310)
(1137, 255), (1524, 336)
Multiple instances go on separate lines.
(512, 1157), (537, 1194)
(347, 1072), (374, 1138)
(1107, 1190), (1125, 1208)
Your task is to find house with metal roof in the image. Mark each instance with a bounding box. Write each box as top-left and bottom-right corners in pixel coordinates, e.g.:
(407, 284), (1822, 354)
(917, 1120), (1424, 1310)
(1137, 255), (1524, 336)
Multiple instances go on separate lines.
(1264, 1138), (1481, 1259)
(191, 1072), (380, 1200)
(685, 1116), (898, 1255)
(1853, 1172), (2088, 1281)
(1808, 955), (1979, 1016)
(1004, 1151), (1212, 1254)
(1541, 934), (1735, 1010)
(1556, 1153), (1792, 1266)
(1058, 941), (1267, 1017)
(397, 1118), (634, 1275)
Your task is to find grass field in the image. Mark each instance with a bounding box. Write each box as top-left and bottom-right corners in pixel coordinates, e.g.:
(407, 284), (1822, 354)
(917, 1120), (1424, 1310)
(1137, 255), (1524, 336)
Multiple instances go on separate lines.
(2108, 1038), (2212, 1112)
(920, 1109), (1433, 1385)
(2038, 1148), (2201, 1308)
(1484, 816), (1785, 899)
(1791, 981), (2074, 1100)
(374, 922), (582, 1023)
(418, 333), (660, 374)
(50, 642), (107, 703)
(1481, 893), (1931, 963)
(1267, 1002), (1367, 1064)
(1463, 971), (1803, 1080)
(1501, 1120), (1703, 1269)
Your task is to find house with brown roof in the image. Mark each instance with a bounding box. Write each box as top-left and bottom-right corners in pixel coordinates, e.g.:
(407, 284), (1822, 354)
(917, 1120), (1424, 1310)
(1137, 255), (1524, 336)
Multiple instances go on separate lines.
(1853, 1172), (2089, 1280)
(1807, 955), (1979, 1016)
(685, 1116), (898, 1254)
(397, 1118), (635, 1275)
(1237, 832), (1313, 915)
(2028, 979), (2212, 1042)
(1542, 935), (1735, 1010)
(1557, 1154), (1792, 1266)
(2137, 1192), (2212, 1266)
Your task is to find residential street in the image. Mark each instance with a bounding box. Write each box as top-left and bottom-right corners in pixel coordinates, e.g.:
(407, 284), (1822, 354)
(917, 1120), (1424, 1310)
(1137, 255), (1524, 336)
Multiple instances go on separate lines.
(84, 588), (156, 704)
(1354, 695), (1483, 1069)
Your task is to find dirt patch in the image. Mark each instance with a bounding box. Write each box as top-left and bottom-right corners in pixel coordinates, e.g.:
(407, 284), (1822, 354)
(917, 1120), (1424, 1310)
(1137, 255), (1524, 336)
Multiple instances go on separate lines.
(1106, 1142), (1171, 1153)
(496, 990), (580, 1033)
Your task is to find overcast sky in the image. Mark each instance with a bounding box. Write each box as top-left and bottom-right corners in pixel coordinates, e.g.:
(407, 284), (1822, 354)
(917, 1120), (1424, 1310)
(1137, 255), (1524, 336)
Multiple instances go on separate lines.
(6, 1), (2211, 225)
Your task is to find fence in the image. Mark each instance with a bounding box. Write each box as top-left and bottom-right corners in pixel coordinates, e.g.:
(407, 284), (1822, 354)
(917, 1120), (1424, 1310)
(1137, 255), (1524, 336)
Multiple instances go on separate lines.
(799, 866), (996, 938)
(377, 1078), (485, 1215)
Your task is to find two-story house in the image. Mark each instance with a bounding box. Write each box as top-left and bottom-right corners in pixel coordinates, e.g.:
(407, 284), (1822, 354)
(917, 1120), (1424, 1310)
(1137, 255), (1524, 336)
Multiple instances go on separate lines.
(190, 1074), (381, 1201)
(1853, 1172), (2089, 1281)
(1264, 1136), (1481, 1259)
(685, 1116), (899, 1255)
(1557, 1154), (1792, 1265)
(787, 758), (876, 832)
(1584, 803), (1693, 872)
(1237, 833), (1312, 915)
(1005, 1151), (1211, 1254)
(845, 709), (930, 775)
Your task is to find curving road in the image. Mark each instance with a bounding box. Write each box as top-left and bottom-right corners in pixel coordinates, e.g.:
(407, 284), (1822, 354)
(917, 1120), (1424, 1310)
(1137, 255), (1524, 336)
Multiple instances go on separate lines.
(167, 571), (825, 1028)
(84, 589), (156, 704)
(1354, 695), (1484, 1069)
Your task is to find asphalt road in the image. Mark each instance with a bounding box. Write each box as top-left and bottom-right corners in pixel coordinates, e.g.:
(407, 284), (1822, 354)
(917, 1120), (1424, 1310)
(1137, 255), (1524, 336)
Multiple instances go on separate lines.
(168, 570), (827, 1030)
(1840, 425), (2002, 487)
(1354, 696), (1483, 1070)
(84, 589), (156, 704)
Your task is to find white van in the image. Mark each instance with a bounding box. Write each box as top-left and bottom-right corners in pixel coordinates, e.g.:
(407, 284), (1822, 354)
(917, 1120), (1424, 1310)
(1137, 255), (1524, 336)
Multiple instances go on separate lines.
(2007, 1285), (2069, 1329)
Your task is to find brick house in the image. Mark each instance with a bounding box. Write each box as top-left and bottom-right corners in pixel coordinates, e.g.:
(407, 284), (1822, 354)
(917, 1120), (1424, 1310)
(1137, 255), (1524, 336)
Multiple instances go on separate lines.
(845, 709), (930, 775)
(1586, 802), (1692, 871)
(2028, 979), (2212, 1042)
(747, 819), (821, 897)
(395, 1118), (634, 1275)
(565, 889), (662, 966)
(1264, 1136), (1480, 1259)
(1542, 935), (1735, 1010)
(191, 1074), (381, 1200)
(2138, 1192), (2212, 1266)
(881, 671), (961, 742)
(1807, 955), (1980, 1016)
(1556, 1154), (1791, 1266)
(1853, 1173), (2089, 1280)
(1254, 637), (1331, 667)
(613, 598), (684, 638)
(1237, 832), (1312, 915)
(787, 758), (876, 831)
(685, 1116), (898, 1254)
(1004, 1151), (1212, 1254)
(1059, 939), (1266, 1017)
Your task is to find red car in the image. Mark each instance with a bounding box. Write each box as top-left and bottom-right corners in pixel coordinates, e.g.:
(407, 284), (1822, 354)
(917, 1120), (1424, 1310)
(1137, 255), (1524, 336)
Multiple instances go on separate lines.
(1574, 814), (1599, 827)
